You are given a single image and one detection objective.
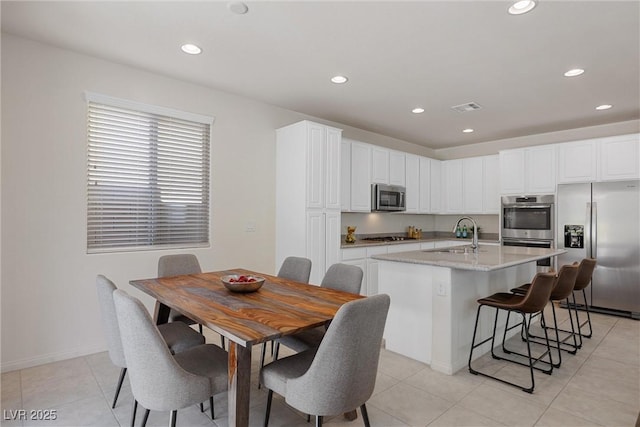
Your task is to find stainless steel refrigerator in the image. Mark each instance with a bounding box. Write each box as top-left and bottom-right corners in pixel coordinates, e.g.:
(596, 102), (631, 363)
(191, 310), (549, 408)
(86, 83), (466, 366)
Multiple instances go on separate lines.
(557, 180), (640, 318)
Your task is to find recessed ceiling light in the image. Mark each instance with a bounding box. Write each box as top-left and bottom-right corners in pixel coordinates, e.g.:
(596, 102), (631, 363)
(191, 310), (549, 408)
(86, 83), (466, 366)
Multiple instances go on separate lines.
(181, 44), (202, 55)
(564, 68), (585, 77)
(227, 1), (249, 14)
(412, 108), (425, 114)
(462, 128), (474, 133)
(595, 104), (613, 110)
(330, 75), (348, 84)
(508, 0), (536, 15)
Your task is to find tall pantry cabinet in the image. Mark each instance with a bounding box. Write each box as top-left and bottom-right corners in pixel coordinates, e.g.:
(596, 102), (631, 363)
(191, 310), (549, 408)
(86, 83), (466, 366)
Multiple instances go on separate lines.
(275, 121), (342, 285)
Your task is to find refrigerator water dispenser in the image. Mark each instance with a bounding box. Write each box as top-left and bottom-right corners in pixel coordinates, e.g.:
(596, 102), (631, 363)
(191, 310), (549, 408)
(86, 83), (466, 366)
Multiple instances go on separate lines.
(564, 225), (584, 249)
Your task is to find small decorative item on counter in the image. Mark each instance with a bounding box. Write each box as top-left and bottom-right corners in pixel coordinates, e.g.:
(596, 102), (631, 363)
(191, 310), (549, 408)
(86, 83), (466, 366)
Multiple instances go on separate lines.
(462, 224), (468, 238)
(408, 226), (415, 238)
(456, 226), (462, 238)
(345, 226), (357, 243)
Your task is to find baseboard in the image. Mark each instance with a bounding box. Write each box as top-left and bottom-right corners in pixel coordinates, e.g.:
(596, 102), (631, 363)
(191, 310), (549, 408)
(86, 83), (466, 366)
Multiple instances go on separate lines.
(1, 344), (106, 373)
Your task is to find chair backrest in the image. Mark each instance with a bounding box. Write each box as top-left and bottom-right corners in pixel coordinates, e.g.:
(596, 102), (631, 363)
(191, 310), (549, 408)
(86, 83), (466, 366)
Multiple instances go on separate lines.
(320, 263), (363, 295)
(573, 258), (597, 291)
(112, 289), (209, 411)
(95, 275), (126, 368)
(550, 263), (580, 300)
(284, 294), (390, 415)
(277, 256), (312, 283)
(158, 254), (202, 277)
(519, 272), (557, 313)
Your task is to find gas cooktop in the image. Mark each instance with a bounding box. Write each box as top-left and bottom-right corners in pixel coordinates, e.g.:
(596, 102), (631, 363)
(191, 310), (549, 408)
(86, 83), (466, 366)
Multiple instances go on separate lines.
(361, 236), (417, 242)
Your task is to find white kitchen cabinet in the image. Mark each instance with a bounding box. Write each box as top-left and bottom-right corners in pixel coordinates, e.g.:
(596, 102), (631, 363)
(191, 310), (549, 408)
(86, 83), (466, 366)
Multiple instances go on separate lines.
(463, 157), (484, 213)
(418, 157), (431, 213)
(387, 243), (421, 253)
(430, 159), (442, 213)
(500, 145), (556, 195)
(342, 139), (372, 212)
(599, 134), (640, 181)
(405, 154), (419, 213)
(389, 150), (406, 186)
(340, 140), (351, 211)
(365, 246), (387, 296)
(557, 140), (598, 183)
(371, 146), (389, 184)
(526, 145), (556, 194)
(276, 120), (342, 285)
(443, 159), (464, 213)
(483, 155), (500, 214)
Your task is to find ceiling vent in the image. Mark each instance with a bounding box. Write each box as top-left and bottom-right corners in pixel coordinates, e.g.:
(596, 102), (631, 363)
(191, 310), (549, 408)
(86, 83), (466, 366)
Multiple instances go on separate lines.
(451, 102), (482, 113)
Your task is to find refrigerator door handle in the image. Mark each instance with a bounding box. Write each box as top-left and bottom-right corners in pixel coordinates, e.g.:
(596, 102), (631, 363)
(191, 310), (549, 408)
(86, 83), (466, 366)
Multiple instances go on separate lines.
(585, 202), (592, 258)
(592, 202), (597, 259)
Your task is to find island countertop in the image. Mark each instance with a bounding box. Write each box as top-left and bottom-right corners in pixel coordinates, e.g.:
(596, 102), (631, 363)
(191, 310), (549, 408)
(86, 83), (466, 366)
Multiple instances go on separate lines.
(371, 244), (566, 272)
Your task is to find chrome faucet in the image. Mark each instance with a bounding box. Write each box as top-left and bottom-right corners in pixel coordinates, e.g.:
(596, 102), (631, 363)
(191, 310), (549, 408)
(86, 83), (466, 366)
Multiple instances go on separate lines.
(453, 216), (479, 252)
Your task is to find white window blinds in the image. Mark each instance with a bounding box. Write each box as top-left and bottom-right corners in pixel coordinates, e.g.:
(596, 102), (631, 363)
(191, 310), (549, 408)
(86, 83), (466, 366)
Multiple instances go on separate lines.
(86, 93), (212, 253)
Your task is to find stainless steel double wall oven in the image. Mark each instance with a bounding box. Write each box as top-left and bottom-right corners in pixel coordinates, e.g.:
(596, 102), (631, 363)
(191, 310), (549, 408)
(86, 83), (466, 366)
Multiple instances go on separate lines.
(501, 195), (555, 271)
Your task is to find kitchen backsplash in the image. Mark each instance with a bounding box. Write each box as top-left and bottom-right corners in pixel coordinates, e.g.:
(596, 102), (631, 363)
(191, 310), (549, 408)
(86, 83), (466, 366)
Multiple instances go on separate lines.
(341, 212), (499, 235)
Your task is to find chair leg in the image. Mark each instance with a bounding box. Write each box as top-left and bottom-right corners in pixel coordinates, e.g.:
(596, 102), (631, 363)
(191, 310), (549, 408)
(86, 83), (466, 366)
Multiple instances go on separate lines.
(112, 367), (127, 408)
(360, 404), (371, 427)
(198, 324), (203, 334)
(169, 410), (177, 427)
(264, 390), (273, 427)
(141, 409), (150, 427)
(210, 396), (214, 419)
(315, 415), (323, 427)
(200, 402), (204, 412)
(130, 399), (138, 427)
(273, 342), (280, 361)
(580, 288), (593, 338)
(221, 336), (226, 351)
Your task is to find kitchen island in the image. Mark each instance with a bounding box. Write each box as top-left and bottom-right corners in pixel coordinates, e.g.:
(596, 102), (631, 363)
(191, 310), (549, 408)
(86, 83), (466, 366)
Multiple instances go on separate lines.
(372, 244), (566, 375)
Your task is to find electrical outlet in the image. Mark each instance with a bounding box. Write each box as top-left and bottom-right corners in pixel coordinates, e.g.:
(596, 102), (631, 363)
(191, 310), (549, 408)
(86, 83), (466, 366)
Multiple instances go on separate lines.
(437, 283), (447, 296)
(245, 221), (256, 232)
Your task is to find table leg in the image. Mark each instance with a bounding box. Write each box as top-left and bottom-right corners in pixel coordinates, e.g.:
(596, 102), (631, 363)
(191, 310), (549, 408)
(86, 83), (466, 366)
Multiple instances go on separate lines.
(153, 301), (171, 325)
(228, 341), (252, 427)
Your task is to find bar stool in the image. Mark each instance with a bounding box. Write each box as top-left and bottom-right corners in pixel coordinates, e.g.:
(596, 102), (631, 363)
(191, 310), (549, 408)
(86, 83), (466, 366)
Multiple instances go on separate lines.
(468, 272), (557, 393)
(509, 263), (580, 368)
(568, 258), (597, 345)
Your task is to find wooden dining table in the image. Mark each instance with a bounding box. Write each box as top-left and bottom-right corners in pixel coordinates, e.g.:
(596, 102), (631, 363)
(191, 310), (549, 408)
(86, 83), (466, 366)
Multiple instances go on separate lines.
(129, 268), (363, 427)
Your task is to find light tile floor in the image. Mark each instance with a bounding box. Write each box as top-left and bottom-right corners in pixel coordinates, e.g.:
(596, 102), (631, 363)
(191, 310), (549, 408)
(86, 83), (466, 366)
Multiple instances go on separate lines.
(1, 306), (638, 427)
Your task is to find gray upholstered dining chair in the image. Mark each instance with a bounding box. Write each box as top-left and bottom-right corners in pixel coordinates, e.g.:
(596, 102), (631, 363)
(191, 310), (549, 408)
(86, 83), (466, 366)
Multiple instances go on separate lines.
(95, 276), (205, 413)
(273, 263), (363, 356)
(258, 256), (313, 375)
(158, 254), (226, 348)
(113, 289), (228, 427)
(260, 293), (390, 427)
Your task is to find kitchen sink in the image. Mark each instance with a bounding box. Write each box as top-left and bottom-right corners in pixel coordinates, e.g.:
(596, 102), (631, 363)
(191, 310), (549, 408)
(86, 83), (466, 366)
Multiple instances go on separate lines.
(424, 246), (487, 254)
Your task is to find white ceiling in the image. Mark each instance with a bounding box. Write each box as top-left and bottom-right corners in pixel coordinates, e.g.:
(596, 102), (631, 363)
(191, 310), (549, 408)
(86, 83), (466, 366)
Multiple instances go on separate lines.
(2, 1), (639, 150)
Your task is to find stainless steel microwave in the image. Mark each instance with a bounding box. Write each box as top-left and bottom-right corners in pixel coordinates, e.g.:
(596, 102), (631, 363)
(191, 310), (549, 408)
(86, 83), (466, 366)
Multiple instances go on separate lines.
(372, 184), (406, 212)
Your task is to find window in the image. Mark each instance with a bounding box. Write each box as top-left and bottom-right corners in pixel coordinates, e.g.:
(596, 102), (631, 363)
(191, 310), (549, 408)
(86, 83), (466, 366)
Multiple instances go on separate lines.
(86, 92), (212, 253)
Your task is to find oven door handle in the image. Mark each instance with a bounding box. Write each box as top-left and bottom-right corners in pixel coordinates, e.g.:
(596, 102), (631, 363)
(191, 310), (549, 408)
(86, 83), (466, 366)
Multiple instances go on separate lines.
(503, 239), (553, 246)
(502, 204), (553, 209)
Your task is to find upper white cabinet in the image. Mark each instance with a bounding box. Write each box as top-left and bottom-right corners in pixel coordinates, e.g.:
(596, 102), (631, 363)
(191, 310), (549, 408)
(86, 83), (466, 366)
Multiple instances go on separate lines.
(371, 146), (389, 184)
(430, 159), (442, 213)
(389, 150), (406, 186)
(598, 134), (640, 181)
(276, 120), (342, 284)
(557, 140), (598, 183)
(500, 145), (556, 195)
(463, 157), (484, 213)
(482, 155), (500, 214)
(443, 156), (499, 214)
(418, 157), (432, 213)
(341, 139), (372, 212)
(443, 159), (464, 213)
(405, 154), (420, 213)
